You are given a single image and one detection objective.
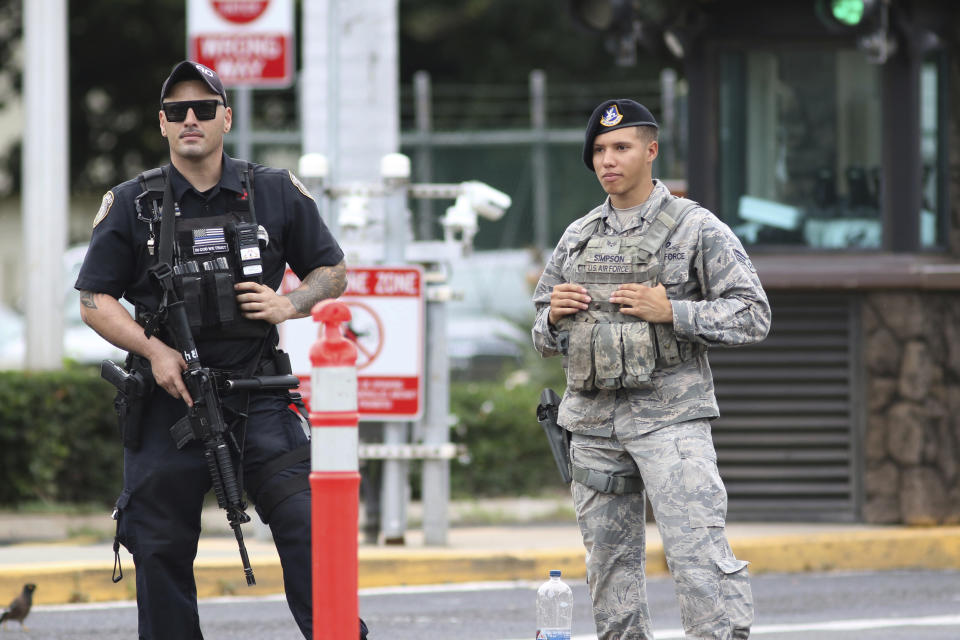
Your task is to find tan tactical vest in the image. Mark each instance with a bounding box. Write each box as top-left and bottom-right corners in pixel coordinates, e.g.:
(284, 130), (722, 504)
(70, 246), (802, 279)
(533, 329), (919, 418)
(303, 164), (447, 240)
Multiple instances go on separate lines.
(559, 197), (698, 392)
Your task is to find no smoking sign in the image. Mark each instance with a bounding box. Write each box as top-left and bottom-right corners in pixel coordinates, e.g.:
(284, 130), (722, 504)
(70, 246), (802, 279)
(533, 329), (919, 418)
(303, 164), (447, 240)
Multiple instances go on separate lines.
(280, 266), (424, 420)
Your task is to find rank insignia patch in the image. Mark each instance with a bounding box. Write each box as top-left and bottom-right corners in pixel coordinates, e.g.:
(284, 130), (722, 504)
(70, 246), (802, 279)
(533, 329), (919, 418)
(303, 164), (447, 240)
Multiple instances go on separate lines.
(289, 170), (315, 201)
(733, 249), (756, 273)
(600, 105), (624, 127)
(93, 191), (114, 228)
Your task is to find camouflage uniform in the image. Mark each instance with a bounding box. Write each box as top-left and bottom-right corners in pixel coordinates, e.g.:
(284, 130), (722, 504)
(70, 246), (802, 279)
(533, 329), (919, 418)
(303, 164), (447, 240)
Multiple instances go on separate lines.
(532, 179), (770, 639)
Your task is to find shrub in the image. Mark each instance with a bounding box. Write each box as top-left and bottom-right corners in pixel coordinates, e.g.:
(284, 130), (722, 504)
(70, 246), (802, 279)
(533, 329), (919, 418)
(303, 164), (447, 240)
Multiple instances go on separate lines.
(0, 366), (120, 506)
(449, 346), (568, 497)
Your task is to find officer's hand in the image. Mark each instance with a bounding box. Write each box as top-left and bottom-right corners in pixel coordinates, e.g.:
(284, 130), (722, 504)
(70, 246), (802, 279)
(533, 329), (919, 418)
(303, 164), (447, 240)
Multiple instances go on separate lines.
(610, 283), (673, 323)
(235, 281), (296, 325)
(147, 342), (192, 406)
(548, 283), (590, 326)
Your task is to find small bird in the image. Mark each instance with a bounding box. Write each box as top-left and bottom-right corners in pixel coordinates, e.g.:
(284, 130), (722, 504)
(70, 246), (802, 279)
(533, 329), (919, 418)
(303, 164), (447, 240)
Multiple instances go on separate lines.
(0, 583), (36, 630)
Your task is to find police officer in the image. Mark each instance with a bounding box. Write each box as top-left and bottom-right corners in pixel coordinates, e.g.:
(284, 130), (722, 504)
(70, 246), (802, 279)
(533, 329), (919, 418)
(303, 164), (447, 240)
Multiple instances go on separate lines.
(75, 61), (368, 640)
(532, 99), (771, 639)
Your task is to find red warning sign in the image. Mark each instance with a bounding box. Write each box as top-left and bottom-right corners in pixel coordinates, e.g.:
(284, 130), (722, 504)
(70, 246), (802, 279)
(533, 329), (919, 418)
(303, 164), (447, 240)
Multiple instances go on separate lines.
(188, 0), (293, 87)
(280, 266), (424, 420)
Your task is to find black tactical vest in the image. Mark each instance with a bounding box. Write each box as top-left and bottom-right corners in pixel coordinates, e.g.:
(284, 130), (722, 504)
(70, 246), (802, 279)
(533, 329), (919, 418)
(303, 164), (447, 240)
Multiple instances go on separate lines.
(137, 165), (270, 341)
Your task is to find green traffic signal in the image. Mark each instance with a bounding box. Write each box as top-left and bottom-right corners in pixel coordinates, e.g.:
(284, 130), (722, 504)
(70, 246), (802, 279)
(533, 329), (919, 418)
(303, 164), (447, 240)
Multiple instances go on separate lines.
(831, 0), (866, 26)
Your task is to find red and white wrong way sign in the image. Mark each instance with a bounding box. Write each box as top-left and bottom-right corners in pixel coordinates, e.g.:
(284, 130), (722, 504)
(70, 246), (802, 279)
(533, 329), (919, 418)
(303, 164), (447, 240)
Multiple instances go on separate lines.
(280, 266), (424, 420)
(188, 0), (293, 87)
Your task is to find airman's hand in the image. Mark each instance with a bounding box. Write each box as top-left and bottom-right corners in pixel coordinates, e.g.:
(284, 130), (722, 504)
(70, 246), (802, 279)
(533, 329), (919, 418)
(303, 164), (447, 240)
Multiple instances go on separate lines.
(610, 283), (673, 323)
(548, 283), (590, 326)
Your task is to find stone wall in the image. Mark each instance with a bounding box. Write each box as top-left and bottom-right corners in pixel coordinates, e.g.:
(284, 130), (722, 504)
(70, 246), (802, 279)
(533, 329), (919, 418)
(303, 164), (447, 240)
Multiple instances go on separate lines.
(862, 292), (960, 524)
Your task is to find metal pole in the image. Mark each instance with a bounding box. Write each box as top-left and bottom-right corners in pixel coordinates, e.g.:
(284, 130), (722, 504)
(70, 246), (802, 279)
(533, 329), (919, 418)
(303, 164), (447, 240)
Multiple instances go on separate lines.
(530, 70), (550, 251)
(421, 274), (450, 545)
(327, 0), (341, 194)
(22, 0), (67, 370)
(233, 86), (253, 161)
(413, 71), (434, 240)
(380, 154), (412, 545)
(660, 68), (677, 178)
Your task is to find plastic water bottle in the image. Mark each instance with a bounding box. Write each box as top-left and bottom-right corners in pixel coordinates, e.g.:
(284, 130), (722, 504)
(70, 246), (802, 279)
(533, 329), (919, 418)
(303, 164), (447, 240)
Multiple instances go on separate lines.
(536, 569), (573, 640)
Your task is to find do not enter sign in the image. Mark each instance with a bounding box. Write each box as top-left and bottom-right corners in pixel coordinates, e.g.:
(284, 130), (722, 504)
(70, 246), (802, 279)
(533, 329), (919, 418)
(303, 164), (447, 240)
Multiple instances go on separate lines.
(280, 266), (424, 420)
(188, 0), (293, 87)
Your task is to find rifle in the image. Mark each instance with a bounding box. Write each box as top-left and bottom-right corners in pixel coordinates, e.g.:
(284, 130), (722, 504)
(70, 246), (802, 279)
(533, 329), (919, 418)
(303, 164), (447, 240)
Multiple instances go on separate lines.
(148, 261), (257, 586)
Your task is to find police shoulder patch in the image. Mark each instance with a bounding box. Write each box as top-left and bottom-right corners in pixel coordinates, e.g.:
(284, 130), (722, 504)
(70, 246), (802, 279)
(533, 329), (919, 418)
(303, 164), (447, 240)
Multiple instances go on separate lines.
(93, 191), (114, 228)
(288, 171), (315, 201)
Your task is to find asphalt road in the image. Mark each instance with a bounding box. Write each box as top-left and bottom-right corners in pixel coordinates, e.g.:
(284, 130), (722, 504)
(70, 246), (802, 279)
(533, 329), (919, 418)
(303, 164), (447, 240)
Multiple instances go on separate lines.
(18, 569), (960, 639)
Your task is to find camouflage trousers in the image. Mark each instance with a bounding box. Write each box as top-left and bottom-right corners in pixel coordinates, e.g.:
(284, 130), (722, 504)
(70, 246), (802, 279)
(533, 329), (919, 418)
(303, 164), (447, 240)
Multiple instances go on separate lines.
(570, 419), (753, 639)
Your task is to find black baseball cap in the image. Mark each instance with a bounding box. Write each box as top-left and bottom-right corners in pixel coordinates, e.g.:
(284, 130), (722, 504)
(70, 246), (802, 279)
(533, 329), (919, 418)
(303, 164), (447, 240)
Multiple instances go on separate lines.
(160, 61), (228, 107)
(582, 99), (658, 170)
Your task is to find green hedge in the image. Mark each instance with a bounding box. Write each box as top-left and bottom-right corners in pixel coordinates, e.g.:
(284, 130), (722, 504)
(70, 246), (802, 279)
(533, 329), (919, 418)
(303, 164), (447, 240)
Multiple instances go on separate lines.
(448, 352), (568, 498)
(0, 367), (120, 506)
(0, 351), (569, 506)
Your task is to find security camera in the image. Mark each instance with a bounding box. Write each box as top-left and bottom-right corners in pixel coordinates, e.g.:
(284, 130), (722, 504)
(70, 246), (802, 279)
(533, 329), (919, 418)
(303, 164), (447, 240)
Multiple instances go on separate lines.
(460, 181), (511, 221)
(441, 194), (478, 246)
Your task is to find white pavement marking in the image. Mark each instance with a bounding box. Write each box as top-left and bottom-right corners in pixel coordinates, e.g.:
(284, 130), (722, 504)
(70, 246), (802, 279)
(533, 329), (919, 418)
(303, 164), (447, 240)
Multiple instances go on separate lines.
(503, 614), (960, 640)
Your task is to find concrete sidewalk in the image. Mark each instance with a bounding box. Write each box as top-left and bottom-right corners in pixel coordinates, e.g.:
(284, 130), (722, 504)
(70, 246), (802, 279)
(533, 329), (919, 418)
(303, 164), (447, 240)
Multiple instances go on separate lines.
(1, 499), (960, 606)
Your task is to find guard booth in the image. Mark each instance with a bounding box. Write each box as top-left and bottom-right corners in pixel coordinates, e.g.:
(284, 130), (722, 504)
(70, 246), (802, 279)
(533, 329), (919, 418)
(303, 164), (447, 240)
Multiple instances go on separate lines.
(575, 0), (960, 524)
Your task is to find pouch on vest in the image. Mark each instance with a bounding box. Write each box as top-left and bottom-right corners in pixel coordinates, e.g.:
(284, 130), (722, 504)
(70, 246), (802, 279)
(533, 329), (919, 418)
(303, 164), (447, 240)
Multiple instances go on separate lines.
(565, 323), (595, 392)
(621, 321), (655, 386)
(592, 323), (623, 390)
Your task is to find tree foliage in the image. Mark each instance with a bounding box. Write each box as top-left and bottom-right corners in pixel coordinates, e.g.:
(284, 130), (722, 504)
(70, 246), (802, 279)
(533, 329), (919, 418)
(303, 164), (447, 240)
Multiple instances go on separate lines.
(0, 0), (662, 195)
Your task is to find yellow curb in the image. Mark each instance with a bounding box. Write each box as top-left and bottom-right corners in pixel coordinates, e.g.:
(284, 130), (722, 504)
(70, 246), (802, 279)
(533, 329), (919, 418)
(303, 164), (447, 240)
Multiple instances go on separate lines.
(3, 527), (959, 606)
(732, 526), (960, 574)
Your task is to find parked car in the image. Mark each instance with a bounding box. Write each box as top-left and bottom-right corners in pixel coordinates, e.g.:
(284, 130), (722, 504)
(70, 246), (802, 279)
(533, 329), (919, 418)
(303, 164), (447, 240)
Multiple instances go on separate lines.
(445, 249), (539, 374)
(0, 245), (131, 369)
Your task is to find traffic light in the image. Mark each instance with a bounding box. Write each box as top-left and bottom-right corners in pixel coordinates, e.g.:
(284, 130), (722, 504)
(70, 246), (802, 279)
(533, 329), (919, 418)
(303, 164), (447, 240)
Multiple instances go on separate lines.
(815, 0), (881, 32)
(815, 0), (897, 63)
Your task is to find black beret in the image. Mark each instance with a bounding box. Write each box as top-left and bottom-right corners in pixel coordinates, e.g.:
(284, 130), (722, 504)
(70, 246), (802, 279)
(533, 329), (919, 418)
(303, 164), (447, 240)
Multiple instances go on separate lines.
(160, 61), (228, 107)
(582, 99), (658, 170)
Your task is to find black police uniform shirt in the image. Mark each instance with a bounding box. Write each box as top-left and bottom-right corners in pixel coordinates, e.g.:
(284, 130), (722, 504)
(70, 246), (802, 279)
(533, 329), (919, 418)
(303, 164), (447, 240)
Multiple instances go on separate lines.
(75, 153), (344, 371)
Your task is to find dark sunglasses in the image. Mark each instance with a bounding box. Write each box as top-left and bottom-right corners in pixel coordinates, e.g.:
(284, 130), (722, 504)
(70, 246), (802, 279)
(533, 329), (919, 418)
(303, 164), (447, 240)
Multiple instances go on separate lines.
(162, 99), (224, 122)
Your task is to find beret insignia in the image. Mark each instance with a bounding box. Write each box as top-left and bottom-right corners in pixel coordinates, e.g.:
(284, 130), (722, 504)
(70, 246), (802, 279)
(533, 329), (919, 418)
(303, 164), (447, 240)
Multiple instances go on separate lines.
(600, 105), (624, 127)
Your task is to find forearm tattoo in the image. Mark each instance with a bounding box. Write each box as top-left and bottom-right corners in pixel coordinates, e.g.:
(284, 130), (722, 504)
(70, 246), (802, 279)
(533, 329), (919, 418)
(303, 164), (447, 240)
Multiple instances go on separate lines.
(287, 261), (347, 314)
(80, 290), (98, 310)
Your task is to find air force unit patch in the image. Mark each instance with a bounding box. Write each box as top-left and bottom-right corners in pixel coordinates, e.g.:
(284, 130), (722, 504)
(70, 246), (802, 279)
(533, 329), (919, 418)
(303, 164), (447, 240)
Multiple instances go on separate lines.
(288, 171), (315, 201)
(600, 104), (624, 127)
(93, 191), (114, 228)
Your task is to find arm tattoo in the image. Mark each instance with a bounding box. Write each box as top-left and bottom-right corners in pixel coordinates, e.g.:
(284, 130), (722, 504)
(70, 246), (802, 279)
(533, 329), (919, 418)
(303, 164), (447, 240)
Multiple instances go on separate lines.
(287, 260), (347, 314)
(80, 290), (98, 310)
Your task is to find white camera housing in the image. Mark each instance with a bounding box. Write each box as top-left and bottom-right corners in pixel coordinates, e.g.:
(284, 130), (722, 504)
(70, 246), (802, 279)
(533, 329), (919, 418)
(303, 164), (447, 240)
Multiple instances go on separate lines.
(297, 153), (329, 179)
(380, 152), (411, 180)
(461, 180), (511, 221)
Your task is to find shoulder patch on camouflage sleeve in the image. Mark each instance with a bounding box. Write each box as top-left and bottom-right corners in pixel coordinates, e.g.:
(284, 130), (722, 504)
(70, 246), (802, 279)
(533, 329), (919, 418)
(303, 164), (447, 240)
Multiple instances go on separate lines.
(733, 249), (756, 273)
(93, 191), (114, 228)
(288, 170), (315, 201)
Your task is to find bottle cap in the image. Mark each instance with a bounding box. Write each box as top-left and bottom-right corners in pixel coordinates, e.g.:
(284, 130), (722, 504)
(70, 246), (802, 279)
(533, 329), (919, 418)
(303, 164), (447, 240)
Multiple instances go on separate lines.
(549, 570), (561, 578)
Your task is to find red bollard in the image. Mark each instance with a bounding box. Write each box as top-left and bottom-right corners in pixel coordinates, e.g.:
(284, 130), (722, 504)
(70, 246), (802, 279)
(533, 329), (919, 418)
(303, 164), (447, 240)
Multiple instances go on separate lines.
(309, 300), (360, 640)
